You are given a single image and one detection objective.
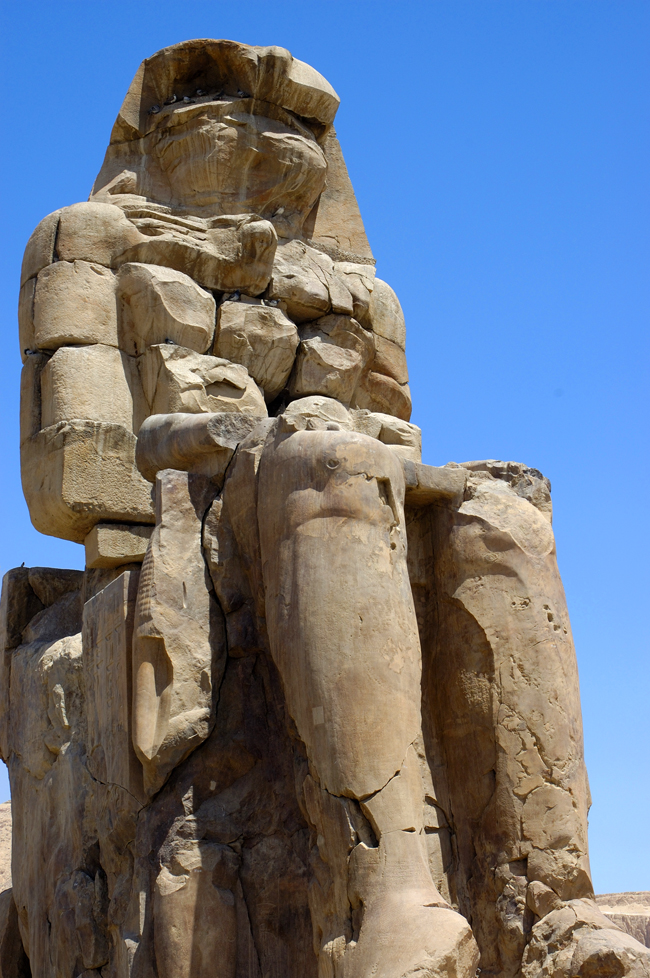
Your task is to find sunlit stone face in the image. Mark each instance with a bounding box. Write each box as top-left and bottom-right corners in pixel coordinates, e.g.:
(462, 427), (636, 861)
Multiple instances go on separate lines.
(151, 97), (327, 234)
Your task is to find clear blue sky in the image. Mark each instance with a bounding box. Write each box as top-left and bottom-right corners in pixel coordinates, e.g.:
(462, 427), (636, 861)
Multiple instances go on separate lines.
(0, 1), (647, 895)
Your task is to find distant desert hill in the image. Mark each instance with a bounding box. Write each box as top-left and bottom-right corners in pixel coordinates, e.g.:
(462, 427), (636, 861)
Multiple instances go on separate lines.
(0, 803), (10, 892)
(596, 891), (650, 948)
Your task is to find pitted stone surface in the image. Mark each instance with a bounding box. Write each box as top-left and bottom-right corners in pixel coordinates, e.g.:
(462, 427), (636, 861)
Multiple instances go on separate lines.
(7, 34), (642, 978)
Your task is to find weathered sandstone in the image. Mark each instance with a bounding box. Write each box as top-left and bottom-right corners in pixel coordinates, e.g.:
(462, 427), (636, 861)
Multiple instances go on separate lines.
(135, 412), (261, 483)
(6, 35), (647, 978)
(33, 260), (118, 350)
(118, 262), (216, 356)
(289, 314), (374, 405)
(213, 298), (299, 401)
(138, 342), (267, 418)
(0, 886), (30, 978)
(39, 344), (143, 432)
(367, 277), (406, 349)
(84, 523), (153, 569)
(21, 421), (154, 542)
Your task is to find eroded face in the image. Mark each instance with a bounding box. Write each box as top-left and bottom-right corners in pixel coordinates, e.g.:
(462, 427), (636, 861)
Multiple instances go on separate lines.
(150, 97), (327, 233)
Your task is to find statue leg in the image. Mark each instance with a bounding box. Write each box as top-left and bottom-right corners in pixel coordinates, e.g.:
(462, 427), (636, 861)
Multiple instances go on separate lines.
(153, 841), (238, 978)
(132, 469), (225, 797)
(428, 462), (650, 977)
(257, 427), (479, 978)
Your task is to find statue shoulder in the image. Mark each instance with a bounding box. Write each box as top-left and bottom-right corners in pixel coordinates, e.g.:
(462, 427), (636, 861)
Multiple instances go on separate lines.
(21, 201), (142, 286)
(367, 278), (406, 351)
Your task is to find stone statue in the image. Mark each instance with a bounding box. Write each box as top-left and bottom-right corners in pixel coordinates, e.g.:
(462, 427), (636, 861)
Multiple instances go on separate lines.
(2, 38), (648, 978)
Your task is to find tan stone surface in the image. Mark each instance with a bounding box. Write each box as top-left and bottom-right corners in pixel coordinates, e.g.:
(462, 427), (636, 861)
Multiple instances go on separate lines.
(267, 239), (331, 322)
(256, 425), (478, 975)
(145, 103), (325, 236)
(19, 351), (47, 445)
(203, 421), (273, 658)
(20, 210), (61, 286)
(0, 560), (320, 978)
(137, 647), (317, 978)
(304, 128), (374, 262)
(56, 201), (145, 267)
(17, 278), (35, 363)
(373, 333), (409, 385)
(276, 396), (423, 463)
(40, 344), (141, 431)
(83, 571), (145, 801)
(348, 285), (411, 419)
(522, 899), (650, 976)
(0, 572), (111, 978)
(20, 343), (153, 542)
(136, 411), (261, 483)
(352, 368), (412, 421)
(12, 34), (641, 978)
(21, 420), (154, 542)
(28, 567), (84, 609)
(85, 523), (153, 569)
(113, 213), (278, 294)
(138, 342), (267, 419)
(93, 42), (336, 244)
(153, 843), (238, 978)
(0, 886), (30, 978)
(103, 39), (339, 142)
(402, 459), (467, 503)
(132, 469), (225, 795)
(281, 393), (355, 432)
(118, 262), (216, 356)
(334, 260), (376, 322)
(368, 277), (406, 350)
(267, 240), (374, 324)
(34, 260), (118, 349)
(352, 409), (422, 464)
(422, 464), (593, 974)
(289, 314), (374, 405)
(213, 298), (299, 401)
(259, 426), (422, 798)
(0, 568), (83, 760)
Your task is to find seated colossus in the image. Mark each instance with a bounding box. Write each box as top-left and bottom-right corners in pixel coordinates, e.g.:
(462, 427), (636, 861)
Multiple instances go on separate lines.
(15, 37), (645, 978)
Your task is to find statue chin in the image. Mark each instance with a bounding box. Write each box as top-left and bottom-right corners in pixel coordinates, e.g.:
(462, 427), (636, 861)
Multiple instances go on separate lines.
(154, 109), (327, 227)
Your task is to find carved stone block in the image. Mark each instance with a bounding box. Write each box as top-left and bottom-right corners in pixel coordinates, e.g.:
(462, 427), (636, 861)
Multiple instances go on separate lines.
(9, 34), (648, 978)
(82, 570), (145, 801)
(40, 344), (141, 431)
(21, 420), (154, 542)
(34, 260), (118, 349)
(118, 262), (216, 356)
(138, 343), (267, 418)
(289, 314), (373, 405)
(84, 523), (153, 569)
(213, 298), (299, 401)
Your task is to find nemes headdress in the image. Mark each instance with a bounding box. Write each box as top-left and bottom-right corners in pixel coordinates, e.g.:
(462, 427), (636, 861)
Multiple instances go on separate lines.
(92, 39), (373, 263)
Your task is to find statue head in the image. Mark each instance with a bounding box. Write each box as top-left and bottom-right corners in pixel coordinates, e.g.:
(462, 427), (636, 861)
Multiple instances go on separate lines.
(92, 40), (343, 240)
